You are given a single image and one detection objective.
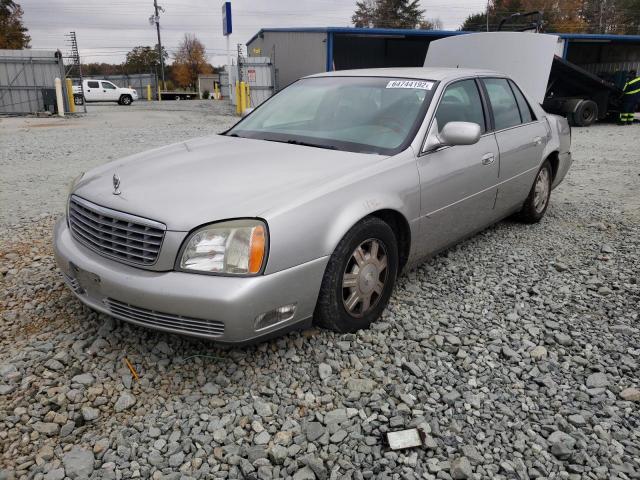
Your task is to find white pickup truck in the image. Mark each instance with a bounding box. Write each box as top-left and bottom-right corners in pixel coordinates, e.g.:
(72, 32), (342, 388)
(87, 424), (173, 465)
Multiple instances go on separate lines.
(73, 79), (138, 106)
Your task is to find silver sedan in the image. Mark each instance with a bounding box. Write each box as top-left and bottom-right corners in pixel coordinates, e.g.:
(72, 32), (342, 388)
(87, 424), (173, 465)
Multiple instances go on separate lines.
(54, 67), (572, 344)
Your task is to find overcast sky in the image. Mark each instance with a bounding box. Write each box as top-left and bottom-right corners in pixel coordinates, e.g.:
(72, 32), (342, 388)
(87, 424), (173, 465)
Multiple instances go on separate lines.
(22, 0), (488, 65)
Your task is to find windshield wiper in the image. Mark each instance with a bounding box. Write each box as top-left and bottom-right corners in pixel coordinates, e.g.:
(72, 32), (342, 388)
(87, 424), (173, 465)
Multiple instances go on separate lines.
(285, 139), (337, 150)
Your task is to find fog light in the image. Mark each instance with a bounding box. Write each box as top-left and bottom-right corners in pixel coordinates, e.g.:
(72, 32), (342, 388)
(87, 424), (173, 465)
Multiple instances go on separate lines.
(255, 304), (296, 331)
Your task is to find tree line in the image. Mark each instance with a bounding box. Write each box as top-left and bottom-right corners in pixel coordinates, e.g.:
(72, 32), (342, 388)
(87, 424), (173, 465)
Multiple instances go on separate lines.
(462, 0), (640, 34)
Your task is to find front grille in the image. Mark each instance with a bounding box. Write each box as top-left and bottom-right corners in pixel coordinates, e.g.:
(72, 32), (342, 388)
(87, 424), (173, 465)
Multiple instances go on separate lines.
(104, 298), (225, 337)
(68, 196), (165, 266)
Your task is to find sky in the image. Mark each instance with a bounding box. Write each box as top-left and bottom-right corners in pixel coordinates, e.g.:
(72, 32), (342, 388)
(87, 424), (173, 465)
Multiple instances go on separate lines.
(22, 0), (488, 66)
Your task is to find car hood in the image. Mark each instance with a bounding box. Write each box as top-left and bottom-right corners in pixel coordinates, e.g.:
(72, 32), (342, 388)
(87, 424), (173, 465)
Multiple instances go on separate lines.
(73, 134), (384, 231)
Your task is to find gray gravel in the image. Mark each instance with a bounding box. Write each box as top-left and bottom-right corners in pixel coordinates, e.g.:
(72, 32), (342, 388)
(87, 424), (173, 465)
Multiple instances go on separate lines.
(0, 101), (237, 226)
(1, 106), (639, 479)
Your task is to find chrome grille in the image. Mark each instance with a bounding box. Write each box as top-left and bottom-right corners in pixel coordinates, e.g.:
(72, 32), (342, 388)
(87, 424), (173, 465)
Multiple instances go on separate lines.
(68, 196), (165, 266)
(104, 298), (225, 337)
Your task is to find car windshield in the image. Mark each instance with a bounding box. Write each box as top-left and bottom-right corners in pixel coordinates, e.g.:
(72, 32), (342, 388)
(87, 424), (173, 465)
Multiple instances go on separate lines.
(226, 76), (437, 155)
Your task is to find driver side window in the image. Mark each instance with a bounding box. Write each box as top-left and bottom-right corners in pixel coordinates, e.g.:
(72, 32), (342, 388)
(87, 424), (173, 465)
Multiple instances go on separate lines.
(434, 79), (486, 134)
(101, 82), (116, 90)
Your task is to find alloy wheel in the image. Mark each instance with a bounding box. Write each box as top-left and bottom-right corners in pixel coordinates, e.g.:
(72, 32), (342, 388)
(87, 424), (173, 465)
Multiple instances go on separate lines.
(342, 239), (388, 318)
(533, 167), (550, 213)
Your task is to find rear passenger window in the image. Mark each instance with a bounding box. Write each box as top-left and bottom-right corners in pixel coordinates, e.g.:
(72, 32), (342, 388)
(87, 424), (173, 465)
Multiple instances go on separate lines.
(509, 80), (535, 123)
(483, 78), (521, 130)
(434, 79), (486, 134)
(87, 81), (99, 88)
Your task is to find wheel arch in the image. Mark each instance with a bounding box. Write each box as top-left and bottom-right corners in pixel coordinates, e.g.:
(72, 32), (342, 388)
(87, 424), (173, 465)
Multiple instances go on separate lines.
(545, 150), (560, 181)
(368, 209), (411, 271)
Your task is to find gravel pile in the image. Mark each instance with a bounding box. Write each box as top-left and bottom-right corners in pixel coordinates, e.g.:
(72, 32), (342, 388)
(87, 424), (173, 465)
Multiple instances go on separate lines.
(1, 120), (639, 479)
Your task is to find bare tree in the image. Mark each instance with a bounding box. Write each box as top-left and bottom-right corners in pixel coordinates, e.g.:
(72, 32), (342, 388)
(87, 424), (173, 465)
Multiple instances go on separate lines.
(172, 34), (213, 89)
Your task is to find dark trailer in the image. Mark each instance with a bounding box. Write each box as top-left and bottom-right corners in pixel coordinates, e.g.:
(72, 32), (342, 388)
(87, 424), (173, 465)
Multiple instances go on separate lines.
(544, 56), (621, 126)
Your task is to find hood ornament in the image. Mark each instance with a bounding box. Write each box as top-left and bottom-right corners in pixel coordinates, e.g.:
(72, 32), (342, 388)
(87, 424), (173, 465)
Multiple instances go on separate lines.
(112, 173), (121, 195)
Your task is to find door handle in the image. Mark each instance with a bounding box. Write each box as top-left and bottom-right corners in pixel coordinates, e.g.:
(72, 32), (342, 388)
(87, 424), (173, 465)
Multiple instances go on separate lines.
(481, 153), (495, 165)
(533, 136), (543, 145)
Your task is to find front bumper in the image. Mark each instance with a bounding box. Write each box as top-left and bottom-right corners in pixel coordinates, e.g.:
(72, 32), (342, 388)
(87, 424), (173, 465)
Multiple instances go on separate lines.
(53, 217), (328, 344)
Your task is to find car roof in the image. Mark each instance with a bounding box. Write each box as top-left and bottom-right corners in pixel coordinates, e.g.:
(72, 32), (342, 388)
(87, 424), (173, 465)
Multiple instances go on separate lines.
(305, 67), (504, 83)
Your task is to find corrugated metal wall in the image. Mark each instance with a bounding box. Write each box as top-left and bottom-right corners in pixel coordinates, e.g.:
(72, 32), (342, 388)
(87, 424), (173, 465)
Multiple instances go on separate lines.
(581, 62), (640, 74)
(247, 31), (327, 89)
(0, 50), (66, 114)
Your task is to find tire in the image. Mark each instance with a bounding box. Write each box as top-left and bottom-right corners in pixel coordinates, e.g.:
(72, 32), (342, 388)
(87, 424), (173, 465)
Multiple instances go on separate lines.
(119, 95), (132, 106)
(518, 160), (552, 223)
(73, 95), (84, 106)
(314, 217), (399, 333)
(568, 100), (598, 127)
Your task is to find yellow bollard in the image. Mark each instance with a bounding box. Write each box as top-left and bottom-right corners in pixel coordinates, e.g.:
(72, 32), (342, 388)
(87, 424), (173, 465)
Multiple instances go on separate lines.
(214, 83), (220, 100)
(235, 81), (242, 115)
(157, 85), (162, 102)
(65, 78), (75, 114)
(147, 84), (152, 101)
(239, 81), (247, 115)
(245, 83), (251, 110)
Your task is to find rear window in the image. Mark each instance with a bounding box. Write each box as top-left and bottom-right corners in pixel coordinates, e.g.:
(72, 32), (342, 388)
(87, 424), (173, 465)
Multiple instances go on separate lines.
(509, 80), (535, 123)
(483, 78), (522, 131)
(87, 81), (99, 88)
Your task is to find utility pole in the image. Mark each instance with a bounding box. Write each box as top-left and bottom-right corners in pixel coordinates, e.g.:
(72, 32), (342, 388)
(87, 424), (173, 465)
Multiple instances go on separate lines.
(486, 0), (490, 31)
(152, 0), (165, 89)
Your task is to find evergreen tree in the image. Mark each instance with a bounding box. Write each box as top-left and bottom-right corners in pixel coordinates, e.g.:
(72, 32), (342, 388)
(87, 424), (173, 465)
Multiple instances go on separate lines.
(352, 0), (438, 29)
(0, 0), (30, 49)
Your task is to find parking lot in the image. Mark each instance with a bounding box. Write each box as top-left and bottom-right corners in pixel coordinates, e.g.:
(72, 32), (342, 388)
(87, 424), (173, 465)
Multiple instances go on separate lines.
(1, 102), (639, 479)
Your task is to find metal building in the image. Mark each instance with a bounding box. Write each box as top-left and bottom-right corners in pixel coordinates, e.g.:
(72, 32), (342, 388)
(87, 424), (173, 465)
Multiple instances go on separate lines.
(246, 27), (640, 90)
(0, 49), (68, 114)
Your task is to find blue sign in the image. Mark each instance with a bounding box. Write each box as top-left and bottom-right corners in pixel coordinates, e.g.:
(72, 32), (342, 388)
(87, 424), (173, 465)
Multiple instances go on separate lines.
(222, 2), (232, 36)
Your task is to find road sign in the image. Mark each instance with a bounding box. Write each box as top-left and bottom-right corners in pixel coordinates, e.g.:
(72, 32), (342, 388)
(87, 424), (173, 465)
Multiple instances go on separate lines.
(222, 2), (232, 36)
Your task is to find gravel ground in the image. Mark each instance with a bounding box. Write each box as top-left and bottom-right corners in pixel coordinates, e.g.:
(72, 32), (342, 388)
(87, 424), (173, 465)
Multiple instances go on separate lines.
(1, 104), (639, 480)
(0, 101), (237, 226)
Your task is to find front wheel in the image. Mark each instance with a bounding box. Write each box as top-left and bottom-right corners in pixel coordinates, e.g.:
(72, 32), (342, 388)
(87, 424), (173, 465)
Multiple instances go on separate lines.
(518, 160), (552, 223)
(314, 217), (398, 333)
(119, 95), (132, 105)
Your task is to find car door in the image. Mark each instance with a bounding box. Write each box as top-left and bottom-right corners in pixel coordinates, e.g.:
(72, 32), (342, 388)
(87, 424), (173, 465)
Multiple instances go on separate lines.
(84, 80), (101, 101)
(101, 81), (119, 101)
(481, 78), (548, 216)
(416, 78), (500, 256)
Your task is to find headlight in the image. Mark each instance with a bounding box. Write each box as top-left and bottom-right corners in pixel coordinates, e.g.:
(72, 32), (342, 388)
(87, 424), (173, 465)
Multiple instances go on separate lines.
(179, 219), (267, 275)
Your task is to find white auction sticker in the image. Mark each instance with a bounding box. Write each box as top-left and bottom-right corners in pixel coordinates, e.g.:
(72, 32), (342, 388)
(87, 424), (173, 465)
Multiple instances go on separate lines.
(386, 80), (434, 90)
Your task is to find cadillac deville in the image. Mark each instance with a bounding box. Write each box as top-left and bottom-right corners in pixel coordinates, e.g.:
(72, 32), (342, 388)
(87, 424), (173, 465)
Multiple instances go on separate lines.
(54, 67), (572, 343)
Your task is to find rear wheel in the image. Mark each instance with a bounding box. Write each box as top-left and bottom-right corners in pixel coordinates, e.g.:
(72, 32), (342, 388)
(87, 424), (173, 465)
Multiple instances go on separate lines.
(74, 95), (84, 106)
(568, 100), (598, 127)
(518, 160), (552, 223)
(315, 217), (398, 333)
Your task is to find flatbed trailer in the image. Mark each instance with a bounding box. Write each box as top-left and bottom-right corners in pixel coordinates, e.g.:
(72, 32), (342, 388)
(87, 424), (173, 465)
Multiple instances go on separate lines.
(159, 91), (196, 101)
(543, 55), (622, 126)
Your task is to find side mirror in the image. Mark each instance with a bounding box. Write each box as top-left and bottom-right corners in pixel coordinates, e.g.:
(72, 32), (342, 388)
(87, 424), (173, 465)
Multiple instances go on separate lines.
(241, 107), (254, 117)
(439, 121), (482, 146)
(424, 121), (482, 152)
